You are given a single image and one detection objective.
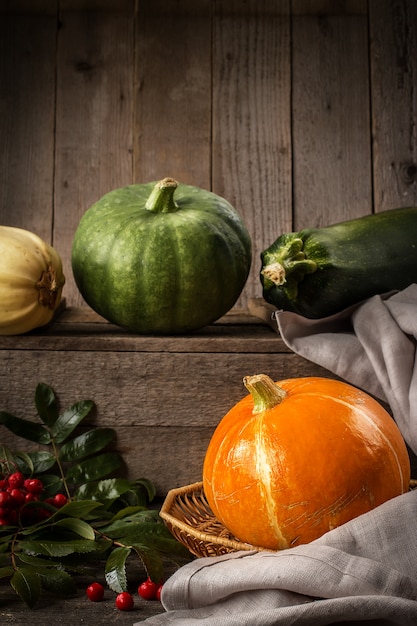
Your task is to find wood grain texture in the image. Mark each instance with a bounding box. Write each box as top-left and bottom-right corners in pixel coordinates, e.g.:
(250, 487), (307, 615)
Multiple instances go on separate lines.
(369, 0), (417, 210)
(0, 345), (329, 430)
(292, 0), (367, 14)
(0, 310), (335, 494)
(0, 0), (57, 13)
(0, 558), (180, 623)
(54, 1), (135, 306)
(212, 0), (292, 309)
(134, 0), (212, 188)
(2, 2), (414, 309)
(0, 5), (56, 238)
(292, 10), (372, 228)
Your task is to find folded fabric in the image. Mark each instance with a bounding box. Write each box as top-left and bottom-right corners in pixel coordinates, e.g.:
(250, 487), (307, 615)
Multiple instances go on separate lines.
(140, 284), (417, 625)
(275, 284), (417, 457)
(141, 489), (417, 625)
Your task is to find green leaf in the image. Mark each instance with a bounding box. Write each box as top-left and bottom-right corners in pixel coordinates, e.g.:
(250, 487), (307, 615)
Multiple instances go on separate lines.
(118, 522), (191, 558)
(17, 553), (63, 568)
(13, 451), (35, 475)
(0, 444), (18, 472)
(105, 546), (130, 592)
(108, 505), (148, 522)
(51, 400), (94, 444)
(20, 450), (56, 474)
(100, 510), (160, 537)
(19, 538), (98, 557)
(0, 412), (51, 444)
(59, 428), (116, 462)
(37, 473), (63, 496)
(0, 566), (14, 579)
(39, 568), (77, 596)
(134, 477), (157, 502)
(53, 518), (95, 540)
(66, 452), (122, 484)
(75, 478), (131, 501)
(35, 383), (59, 427)
(0, 531), (15, 544)
(116, 488), (146, 508)
(11, 566), (42, 608)
(54, 500), (103, 518)
(116, 478), (156, 508)
(131, 544), (164, 584)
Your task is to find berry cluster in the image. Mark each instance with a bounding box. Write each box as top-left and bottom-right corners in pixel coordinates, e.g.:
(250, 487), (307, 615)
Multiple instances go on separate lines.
(86, 577), (164, 611)
(0, 471), (67, 527)
(138, 577), (164, 601)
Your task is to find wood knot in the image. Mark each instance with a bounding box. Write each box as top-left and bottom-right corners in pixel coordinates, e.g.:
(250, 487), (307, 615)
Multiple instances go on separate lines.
(400, 162), (417, 185)
(75, 60), (95, 73)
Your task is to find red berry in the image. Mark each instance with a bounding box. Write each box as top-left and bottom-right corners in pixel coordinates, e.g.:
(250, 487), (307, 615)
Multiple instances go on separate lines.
(53, 493), (68, 508)
(0, 491), (11, 507)
(7, 472), (24, 489)
(115, 591), (134, 611)
(156, 584), (163, 602)
(86, 582), (105, 602)
(0, 479), (8, 489)
(24, 492), (38, 503)
(9, 488), (26, 508)
(24, 478), (43, 494)
(138, 578), (159, 601)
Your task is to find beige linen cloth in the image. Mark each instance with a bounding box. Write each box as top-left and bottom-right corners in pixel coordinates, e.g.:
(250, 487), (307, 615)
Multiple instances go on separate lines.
(141, 284), (417, 626)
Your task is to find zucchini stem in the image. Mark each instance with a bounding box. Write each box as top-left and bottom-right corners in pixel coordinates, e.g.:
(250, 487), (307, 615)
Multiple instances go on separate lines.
(261, 235), (317, 298)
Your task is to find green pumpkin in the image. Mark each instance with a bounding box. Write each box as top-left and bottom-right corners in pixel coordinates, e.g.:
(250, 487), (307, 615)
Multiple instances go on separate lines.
(71, 178), (252, 334)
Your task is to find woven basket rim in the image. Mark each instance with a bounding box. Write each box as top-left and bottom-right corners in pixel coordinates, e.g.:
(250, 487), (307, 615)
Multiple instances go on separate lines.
(160, 481), (266, 553)
(160, 479), (417, 557)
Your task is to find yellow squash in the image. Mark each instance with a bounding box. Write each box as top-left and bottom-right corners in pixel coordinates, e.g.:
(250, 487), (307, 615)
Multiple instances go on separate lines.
(0, 226), (65, 335)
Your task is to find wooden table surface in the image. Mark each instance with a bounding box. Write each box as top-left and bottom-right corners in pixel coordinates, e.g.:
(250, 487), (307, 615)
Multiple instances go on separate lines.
(0, 558), (183, 624)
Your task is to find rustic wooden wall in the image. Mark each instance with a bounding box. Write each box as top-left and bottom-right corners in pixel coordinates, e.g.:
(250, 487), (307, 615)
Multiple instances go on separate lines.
(1, 0), (416, 311)
(0, 0), (416, 494)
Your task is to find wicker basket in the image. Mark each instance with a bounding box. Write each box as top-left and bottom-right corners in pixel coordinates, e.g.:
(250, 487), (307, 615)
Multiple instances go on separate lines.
(160, 480), (417, 559)
(159, 481), (271, 558)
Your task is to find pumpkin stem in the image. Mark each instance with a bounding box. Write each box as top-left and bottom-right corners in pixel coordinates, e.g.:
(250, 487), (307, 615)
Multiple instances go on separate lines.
(145, 178), (179, 213)
(243, 374), (287, 414)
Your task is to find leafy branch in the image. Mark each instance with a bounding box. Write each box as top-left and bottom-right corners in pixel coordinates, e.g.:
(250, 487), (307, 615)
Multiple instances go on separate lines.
(0, 383), (190, 608)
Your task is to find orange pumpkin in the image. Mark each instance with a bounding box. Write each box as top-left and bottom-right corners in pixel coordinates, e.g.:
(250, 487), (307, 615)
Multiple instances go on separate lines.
(203, 375), (411, 550)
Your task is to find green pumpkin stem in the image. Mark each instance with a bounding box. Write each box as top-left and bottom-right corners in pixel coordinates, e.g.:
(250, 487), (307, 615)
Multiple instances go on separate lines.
(243, 374), (287, 414)
(145, 177), (179, 213)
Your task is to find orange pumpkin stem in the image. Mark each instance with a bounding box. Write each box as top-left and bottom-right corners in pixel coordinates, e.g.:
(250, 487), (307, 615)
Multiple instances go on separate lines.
(243, 374), (287, 414)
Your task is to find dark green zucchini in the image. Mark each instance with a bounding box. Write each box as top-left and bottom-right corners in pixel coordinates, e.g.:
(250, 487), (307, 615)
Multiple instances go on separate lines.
(260, 206), (417, 318)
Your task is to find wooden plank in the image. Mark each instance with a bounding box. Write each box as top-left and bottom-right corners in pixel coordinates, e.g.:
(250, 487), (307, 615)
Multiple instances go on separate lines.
(212, 0), (292, 310)
(0, 560), (179, 624)
(0, 328), (288, 354)
(0, 0), (57, 13)
(60, 0), (132, 9)
(0, 307), (289, 353)
(292, 10), (372, 228)
(134, 0), (212, 188)
(0, 344), (334, 494)
(54, 1), (135, 307)
(0, 4), (56, 239)
(369, 0), (417, 210)
(292, 0), (367, 14)
(0, 350), (327, 429)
